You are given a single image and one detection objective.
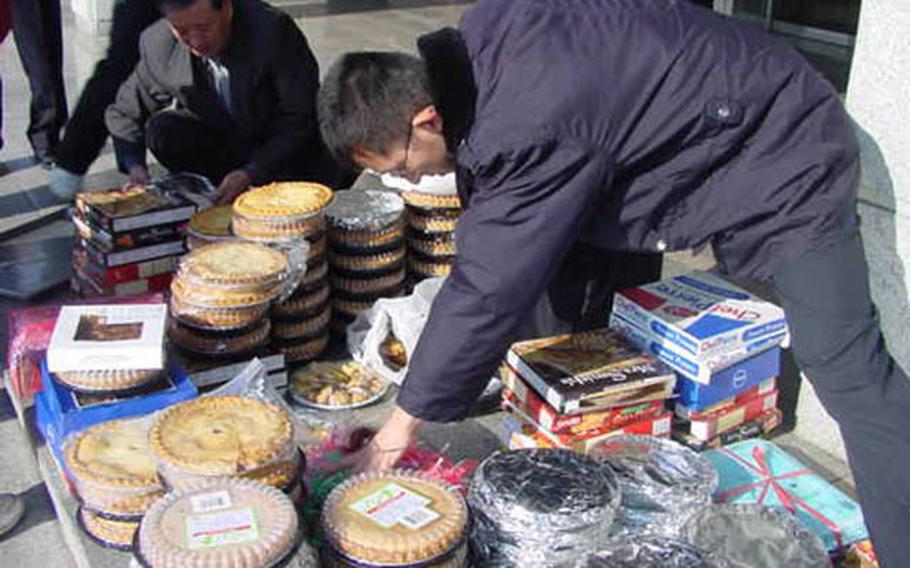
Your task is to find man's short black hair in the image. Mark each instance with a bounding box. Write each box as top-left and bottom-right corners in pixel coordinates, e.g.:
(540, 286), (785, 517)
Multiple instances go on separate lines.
(318, 52), (433, 167)
(156, 0), (225, 13)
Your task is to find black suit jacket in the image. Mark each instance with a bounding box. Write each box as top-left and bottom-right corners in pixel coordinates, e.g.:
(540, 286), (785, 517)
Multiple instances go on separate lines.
(105, 0), (325, 184)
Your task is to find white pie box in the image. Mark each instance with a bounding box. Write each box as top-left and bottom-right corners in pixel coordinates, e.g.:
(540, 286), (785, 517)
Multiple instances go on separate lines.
(47, 304), (168, 373)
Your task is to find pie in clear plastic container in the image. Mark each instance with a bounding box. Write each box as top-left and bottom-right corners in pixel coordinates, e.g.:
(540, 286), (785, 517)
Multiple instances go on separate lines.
(64, 417), (165, 520)
(149, 395), (295, 490)
(134, 478), (299, 568)
(322, 470), (469, 567)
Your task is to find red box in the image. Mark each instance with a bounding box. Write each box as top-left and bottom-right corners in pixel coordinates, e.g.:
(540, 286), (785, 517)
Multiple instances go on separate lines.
(681, 389), (779, 441)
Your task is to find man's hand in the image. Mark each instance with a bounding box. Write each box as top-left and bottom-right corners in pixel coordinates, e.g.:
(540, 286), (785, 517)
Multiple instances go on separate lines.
(214, 169), (252, 204)
(356, 406), (423, 472)
(124, 165), (150, 188)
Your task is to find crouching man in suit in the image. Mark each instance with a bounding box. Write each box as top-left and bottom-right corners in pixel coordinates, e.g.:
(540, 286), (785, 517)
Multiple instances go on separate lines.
(106, 0), (340, 202)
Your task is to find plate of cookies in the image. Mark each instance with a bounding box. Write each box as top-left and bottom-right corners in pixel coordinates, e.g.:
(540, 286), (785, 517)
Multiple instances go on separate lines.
(288, 360), (389, 410)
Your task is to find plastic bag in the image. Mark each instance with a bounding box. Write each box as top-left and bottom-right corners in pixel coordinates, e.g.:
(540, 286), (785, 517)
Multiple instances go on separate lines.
(347, 276), (446, 384)
(378, 172), (457, 195)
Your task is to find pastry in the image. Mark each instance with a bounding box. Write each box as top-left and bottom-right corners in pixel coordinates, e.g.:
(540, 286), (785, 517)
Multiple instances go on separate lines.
(231, 211), (326, 241)
(168, 319), (270, 356)
(272, 282), (331, 318)
(407, 208), (461, 234)
(273, 333), (330, 363)
(271, 305), (332, 339)
(330, 223), (406, 252)
(150, 396), (294, 478)
(400, 191), (462, 210)
(53, 368), (161, 393)
(326, 190), (406, 250)
(178, 241), (290, 289)
(408, 232), (456, 257)
(169, 296), (270, 331)
(234, 182), (334, 218)
(65, 418), (165, 518)
(79, 507), (139, 551)
(408, 255), (455, 278)
(329, 248), (406, 273)
(380, 334), (408, 371)
(300, 258), (329, 287)
(322, 470), (469, 566)
(289, 361), (386, 408)
(170, 278), (283, 308)
(308, 234), (327, 259)
(136, 478), (299, 568)
(333, 285), (406, 318)
(331, 266), (406, 296)
(188, 205), (234, 242)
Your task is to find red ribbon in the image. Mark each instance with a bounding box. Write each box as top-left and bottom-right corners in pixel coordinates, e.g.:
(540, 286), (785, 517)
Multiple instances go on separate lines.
(717, 445), (844, 549)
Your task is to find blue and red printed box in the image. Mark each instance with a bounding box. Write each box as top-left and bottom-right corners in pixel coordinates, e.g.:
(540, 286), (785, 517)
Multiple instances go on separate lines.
(610, 271), (788, 383)
(35, 357), (197, 469)
(705, 439), (868, 552)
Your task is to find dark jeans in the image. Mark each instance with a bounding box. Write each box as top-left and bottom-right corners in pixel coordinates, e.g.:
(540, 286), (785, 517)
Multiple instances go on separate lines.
(9, 0), (67, 158)
(55, 0), (160, 174)
(524, 243), (663, 338)
(771, 231), (910, 567)
(146, 109), (247, 184)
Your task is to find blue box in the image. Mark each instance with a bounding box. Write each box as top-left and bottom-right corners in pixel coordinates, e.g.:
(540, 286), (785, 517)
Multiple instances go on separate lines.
(676, 347), (780, 411)
(705, 439), (868, 551)
(36, 358), (197, 457)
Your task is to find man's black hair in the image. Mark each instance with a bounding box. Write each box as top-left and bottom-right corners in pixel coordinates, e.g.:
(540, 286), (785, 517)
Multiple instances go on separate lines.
(156, 0), (225, 13)
(318, 52), (433, 167)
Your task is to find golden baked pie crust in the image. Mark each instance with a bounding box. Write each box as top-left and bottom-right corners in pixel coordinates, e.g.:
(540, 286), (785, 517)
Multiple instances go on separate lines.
(234, 182), (334, 218)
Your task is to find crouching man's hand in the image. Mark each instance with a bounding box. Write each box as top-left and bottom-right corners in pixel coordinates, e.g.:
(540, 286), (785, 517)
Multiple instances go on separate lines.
(214, 169), (252, 204)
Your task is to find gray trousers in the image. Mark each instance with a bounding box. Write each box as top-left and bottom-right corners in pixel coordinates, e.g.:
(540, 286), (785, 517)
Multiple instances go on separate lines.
(771, 231), (910, 566)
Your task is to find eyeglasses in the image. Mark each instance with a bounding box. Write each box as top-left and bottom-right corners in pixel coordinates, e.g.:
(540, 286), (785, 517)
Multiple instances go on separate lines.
(384, 123), (414, 178)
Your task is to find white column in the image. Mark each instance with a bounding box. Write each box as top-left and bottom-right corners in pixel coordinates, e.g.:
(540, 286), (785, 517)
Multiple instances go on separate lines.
(845, 1), (910, 371)
(790, 1), (910, 470)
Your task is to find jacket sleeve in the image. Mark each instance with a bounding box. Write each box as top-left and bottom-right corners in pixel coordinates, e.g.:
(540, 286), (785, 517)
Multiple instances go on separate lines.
(397, 136), (612, 422)
(105, 36), (171, 173)
(244, 17), (320, 185)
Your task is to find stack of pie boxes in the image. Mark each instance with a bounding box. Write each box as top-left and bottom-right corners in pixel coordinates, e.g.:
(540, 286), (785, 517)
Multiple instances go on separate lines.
(326, 190), (409, 336)
(71, 186), (197, 297)
(167, 241), (289, 362)
(499, 328), (679, 453)
(608, 271), (789, 451)
(232, 182), (334, 364)
(402, 191), (462, 282)
(45, 304), (171, 549)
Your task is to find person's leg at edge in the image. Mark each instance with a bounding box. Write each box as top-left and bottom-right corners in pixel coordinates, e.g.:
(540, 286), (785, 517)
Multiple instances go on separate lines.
(0, 493), (25, 537)
(771, 230), (910, 566)
(54, 0), (161, 183)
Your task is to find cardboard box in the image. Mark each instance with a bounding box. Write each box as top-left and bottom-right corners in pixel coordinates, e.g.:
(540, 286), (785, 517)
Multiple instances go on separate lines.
(610, 271), (788, 383)
(74, 249), (179, 285)
(501, 366), (665, 434)
(672, 407), (782, 452)
(506, 328), (675, 414)
(75, 186), (196, 233)
(73, 214), (187, 253)
(679, 389), (779, 441)
(502, 399), (672, 453)
(675, 347), (780, 411)
(47, 304), (167, 372)
(35, 358), (197, 462)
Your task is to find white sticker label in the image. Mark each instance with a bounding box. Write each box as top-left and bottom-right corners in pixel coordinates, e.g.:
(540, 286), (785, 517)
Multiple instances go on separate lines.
(185, 508), (259, 549)
(349, 483), (440, 530)
(190, 490), (233, 513)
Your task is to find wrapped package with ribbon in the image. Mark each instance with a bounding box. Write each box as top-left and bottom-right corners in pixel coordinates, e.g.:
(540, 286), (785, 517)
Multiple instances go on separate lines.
(588, 435), (718, 539)
(681, 504), (829, 567)
(704, 439), (868, 551)
(574, 536), (717, 567)
(468, 449), (621, 567)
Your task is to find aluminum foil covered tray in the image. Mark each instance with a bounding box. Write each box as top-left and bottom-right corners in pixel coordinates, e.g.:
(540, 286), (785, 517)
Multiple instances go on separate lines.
(589, 435), (718, 538)
(326, 190), (405, 232)
(468, 449), (621, 567)
(574, 536), (717, 568)
(681, 504), (829, 568)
